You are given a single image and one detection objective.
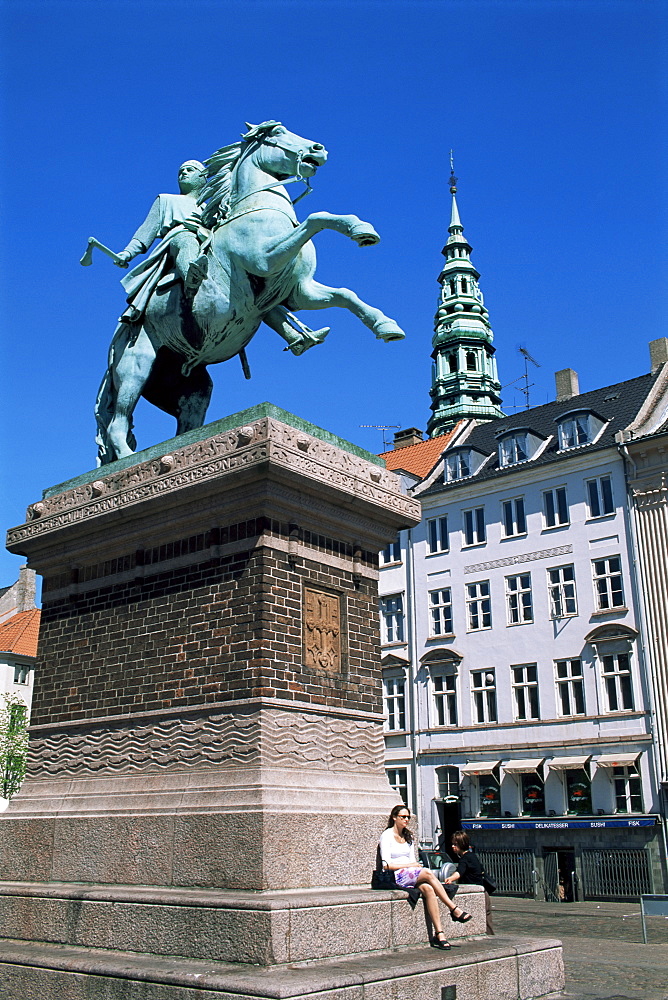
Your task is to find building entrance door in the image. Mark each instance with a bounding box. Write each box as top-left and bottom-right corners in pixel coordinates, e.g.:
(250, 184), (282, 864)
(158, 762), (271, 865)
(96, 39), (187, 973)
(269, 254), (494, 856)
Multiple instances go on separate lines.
(544, 848), (576, 902)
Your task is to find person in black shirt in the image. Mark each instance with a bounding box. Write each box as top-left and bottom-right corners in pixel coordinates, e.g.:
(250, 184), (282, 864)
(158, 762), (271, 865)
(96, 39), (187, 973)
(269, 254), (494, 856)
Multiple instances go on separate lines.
(444, 830), (494, 934)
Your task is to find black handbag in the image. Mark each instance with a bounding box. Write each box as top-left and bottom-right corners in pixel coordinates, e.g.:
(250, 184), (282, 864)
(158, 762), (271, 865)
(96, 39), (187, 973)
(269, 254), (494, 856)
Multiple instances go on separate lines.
(371, 869), (398, 890)
(481, 873), (497, 895)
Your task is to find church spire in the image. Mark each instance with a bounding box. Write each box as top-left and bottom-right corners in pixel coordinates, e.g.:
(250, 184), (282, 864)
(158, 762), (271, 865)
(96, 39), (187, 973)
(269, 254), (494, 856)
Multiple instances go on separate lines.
(427, 161), (504, 437)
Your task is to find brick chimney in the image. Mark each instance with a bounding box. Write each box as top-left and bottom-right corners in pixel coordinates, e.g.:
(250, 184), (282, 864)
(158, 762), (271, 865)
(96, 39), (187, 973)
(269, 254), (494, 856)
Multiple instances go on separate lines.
(16, 564), (37, 611)
(555, 368), (580, 402)
(393, 427), (424, 449)
(649, 337), (668, 373)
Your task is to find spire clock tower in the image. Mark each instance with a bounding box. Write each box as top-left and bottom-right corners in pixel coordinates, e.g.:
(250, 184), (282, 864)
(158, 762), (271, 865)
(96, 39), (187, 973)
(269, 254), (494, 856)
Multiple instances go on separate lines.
(427, 162), (504, 437)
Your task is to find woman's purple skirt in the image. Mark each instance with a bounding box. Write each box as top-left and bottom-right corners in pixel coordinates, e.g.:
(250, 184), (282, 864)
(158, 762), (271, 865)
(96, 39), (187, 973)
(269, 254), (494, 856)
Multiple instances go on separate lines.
(394, 867), (425, 888)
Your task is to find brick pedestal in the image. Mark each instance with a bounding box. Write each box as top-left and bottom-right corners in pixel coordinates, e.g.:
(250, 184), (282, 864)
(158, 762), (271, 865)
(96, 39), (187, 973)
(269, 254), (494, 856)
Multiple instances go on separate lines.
(1, 404), (564, 999)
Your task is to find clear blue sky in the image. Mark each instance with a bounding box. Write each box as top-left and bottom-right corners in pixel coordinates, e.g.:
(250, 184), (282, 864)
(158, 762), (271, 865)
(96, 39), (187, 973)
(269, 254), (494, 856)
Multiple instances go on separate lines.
(0, 0), (665, 586)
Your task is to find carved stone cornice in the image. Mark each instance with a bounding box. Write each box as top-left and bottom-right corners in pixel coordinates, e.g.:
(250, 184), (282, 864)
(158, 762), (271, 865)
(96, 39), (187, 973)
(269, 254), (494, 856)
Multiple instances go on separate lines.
(7, 416), (421, 556)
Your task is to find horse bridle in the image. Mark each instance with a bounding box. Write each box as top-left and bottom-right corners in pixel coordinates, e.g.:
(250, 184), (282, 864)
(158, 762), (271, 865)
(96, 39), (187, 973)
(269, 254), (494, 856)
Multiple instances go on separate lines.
(225, 128), (321, 218)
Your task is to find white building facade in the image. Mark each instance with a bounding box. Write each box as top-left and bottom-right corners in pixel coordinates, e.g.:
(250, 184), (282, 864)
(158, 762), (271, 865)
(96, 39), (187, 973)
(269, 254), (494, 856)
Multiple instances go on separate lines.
(380, 357), (668, 900)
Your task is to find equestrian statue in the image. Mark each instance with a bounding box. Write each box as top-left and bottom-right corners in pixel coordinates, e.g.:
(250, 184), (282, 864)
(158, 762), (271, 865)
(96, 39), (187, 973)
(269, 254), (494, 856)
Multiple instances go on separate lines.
(84, 121), (405, 466)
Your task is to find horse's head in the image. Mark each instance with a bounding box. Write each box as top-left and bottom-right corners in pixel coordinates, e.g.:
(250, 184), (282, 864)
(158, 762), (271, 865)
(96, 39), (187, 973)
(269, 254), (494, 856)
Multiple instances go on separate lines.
(244, 122), (328, 181)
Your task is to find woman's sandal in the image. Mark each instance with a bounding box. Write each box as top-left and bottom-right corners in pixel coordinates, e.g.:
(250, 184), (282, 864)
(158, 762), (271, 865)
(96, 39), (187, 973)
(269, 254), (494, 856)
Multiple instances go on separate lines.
(450, 908), (473, 923)
(431, 931), (451, 950)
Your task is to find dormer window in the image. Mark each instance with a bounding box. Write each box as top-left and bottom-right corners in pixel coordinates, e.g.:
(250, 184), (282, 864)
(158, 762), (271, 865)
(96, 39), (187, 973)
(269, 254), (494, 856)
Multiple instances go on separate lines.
(446, 450), (470, 481)
(496, 428), (546, 468)
(556, 410), (606, 451)
(499, 433), (528, 466)
(444, 447), (488, 482)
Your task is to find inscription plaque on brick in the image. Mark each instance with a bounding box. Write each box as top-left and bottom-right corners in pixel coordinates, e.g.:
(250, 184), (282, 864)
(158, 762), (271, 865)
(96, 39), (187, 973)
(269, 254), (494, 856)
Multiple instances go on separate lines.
(304, 586), (342, 672)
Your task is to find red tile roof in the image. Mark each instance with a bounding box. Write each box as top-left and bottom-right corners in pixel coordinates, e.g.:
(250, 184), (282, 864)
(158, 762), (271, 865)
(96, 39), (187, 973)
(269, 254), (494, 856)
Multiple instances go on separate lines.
(380, 426), (459, 479)
(0, 609), (41, 658)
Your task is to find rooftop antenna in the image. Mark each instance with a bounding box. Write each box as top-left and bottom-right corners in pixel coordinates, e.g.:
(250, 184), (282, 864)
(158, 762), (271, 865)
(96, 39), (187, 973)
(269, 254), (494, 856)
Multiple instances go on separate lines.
(359, 424), (401, 451)
(518, 346), (540, 409)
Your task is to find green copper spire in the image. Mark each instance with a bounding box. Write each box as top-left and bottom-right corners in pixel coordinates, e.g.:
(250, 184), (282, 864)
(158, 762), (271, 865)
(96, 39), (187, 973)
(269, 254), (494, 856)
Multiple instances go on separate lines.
(427, 161), (504, 437)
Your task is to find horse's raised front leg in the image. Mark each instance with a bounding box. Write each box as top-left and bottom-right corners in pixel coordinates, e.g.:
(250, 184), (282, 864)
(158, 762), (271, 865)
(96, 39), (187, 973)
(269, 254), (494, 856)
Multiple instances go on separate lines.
(289, 278), (405, 342)
(250, 213), (381, 277)
(106, 325), (157, 459)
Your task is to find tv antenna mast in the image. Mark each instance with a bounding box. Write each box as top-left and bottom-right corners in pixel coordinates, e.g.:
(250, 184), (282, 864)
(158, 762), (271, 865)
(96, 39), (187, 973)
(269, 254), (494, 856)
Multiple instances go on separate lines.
(518, 346), (540, 409)
(359, 424), (401, 450)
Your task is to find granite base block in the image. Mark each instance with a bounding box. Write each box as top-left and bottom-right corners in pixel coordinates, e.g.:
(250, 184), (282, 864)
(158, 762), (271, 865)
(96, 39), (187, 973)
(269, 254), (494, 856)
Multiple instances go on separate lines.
(0, 936), (565, 1000)
(0, 883), (486, 965)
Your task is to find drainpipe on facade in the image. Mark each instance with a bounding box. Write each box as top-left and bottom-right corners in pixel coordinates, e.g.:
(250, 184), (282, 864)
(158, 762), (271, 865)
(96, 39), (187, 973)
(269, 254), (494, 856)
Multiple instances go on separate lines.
(405, 526), (421, 839)
(618, 442), (668, 886)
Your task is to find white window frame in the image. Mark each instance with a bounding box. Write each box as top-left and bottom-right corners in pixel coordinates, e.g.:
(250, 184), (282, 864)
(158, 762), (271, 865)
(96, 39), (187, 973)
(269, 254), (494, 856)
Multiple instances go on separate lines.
(586, 475), (614, 518)
(543, 486), (569, 528)
(380, 594), (405, 644)
(613, 765), (643, 814)
(548, 564), (578, 618)
(592, 556), (625, 610)
(505, 573), (533, 625)
(436, 765), (460, 800)
(502, 497), (527, 537)
(466, 580), (492, 631)
(13, 664), (31, 685)
(555, 658), (586, 717)
(446, 451), (470, 482)
(511, 663), (540, 720)
(381, 534), (401, 565)
(558, 414), (591, 449)
(386, 766), (409, 805)
(427, 515), (449, 554)
(429, 587), (453, 637)
(383, 674), (407, 731)
(499, 433), (528, 467)
(600, 651), (634, 712)
(463, 506), (486, 546)
(471, 669), (497, 723)
(432, 671), (458, 727)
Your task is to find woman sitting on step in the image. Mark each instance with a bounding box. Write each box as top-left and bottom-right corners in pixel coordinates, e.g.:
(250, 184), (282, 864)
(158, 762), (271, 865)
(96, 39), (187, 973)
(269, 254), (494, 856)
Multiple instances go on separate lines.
(379, 805), (472, 950)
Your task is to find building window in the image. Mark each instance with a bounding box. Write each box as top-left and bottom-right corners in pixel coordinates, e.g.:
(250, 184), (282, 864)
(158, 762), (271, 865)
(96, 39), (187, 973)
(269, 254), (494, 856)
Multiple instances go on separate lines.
(466, 350), (476, 371)
(383, 676), (406, 731)
(381, 535), (401, 565)
(13, 665), (30, 685)
(381, 595), (405, 644)
(446, 452), (470, 482)
(386, 767), (408, 805)
(558, 414), (591, 449)
(433, 672), (458, 726)
(601, 652), (634, 711)
(543, 486), (569, 528)
(471, 669), (497, 723)
(512, 663), (540, 720)
(548, 565), (578, 618)
(428, 516), (449, 553)
(614, 765), (643, 813)
(463, 506), (486, 546)
(502, 497), (526, 537)
(478, 773), (501, 816)
(586, 475), (614, 517)
(506, 574), (533, 625)
(447, 350), (457, 371)
(499, 433), (528, 467)
(555, 658), (586, 716)
(565, 768), (592, 815)
(466, 581), (492, 631)
(429, 588), (453, 637)
(521, 771), (545, 816)
(8, 702), (27, 735)
(592, 556), (624, 610)
(436, 765), (460, 799)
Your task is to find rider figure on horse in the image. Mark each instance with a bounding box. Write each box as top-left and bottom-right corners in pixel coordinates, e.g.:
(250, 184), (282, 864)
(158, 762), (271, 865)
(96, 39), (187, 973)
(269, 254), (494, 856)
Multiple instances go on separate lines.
(114, 157), (328, 355)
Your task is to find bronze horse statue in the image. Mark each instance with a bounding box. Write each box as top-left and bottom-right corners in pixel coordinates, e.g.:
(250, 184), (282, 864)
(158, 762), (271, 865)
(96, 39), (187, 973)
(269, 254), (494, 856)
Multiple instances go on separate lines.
(94, 122), (404, 465)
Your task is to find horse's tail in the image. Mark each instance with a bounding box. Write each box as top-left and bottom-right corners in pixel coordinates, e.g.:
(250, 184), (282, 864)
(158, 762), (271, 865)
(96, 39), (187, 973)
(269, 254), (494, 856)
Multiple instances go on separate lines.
(94, 325), (137, 466)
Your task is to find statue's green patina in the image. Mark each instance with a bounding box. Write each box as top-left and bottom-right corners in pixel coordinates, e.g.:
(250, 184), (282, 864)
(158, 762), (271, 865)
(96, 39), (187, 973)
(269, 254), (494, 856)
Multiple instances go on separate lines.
(90, 122), (405, 465)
